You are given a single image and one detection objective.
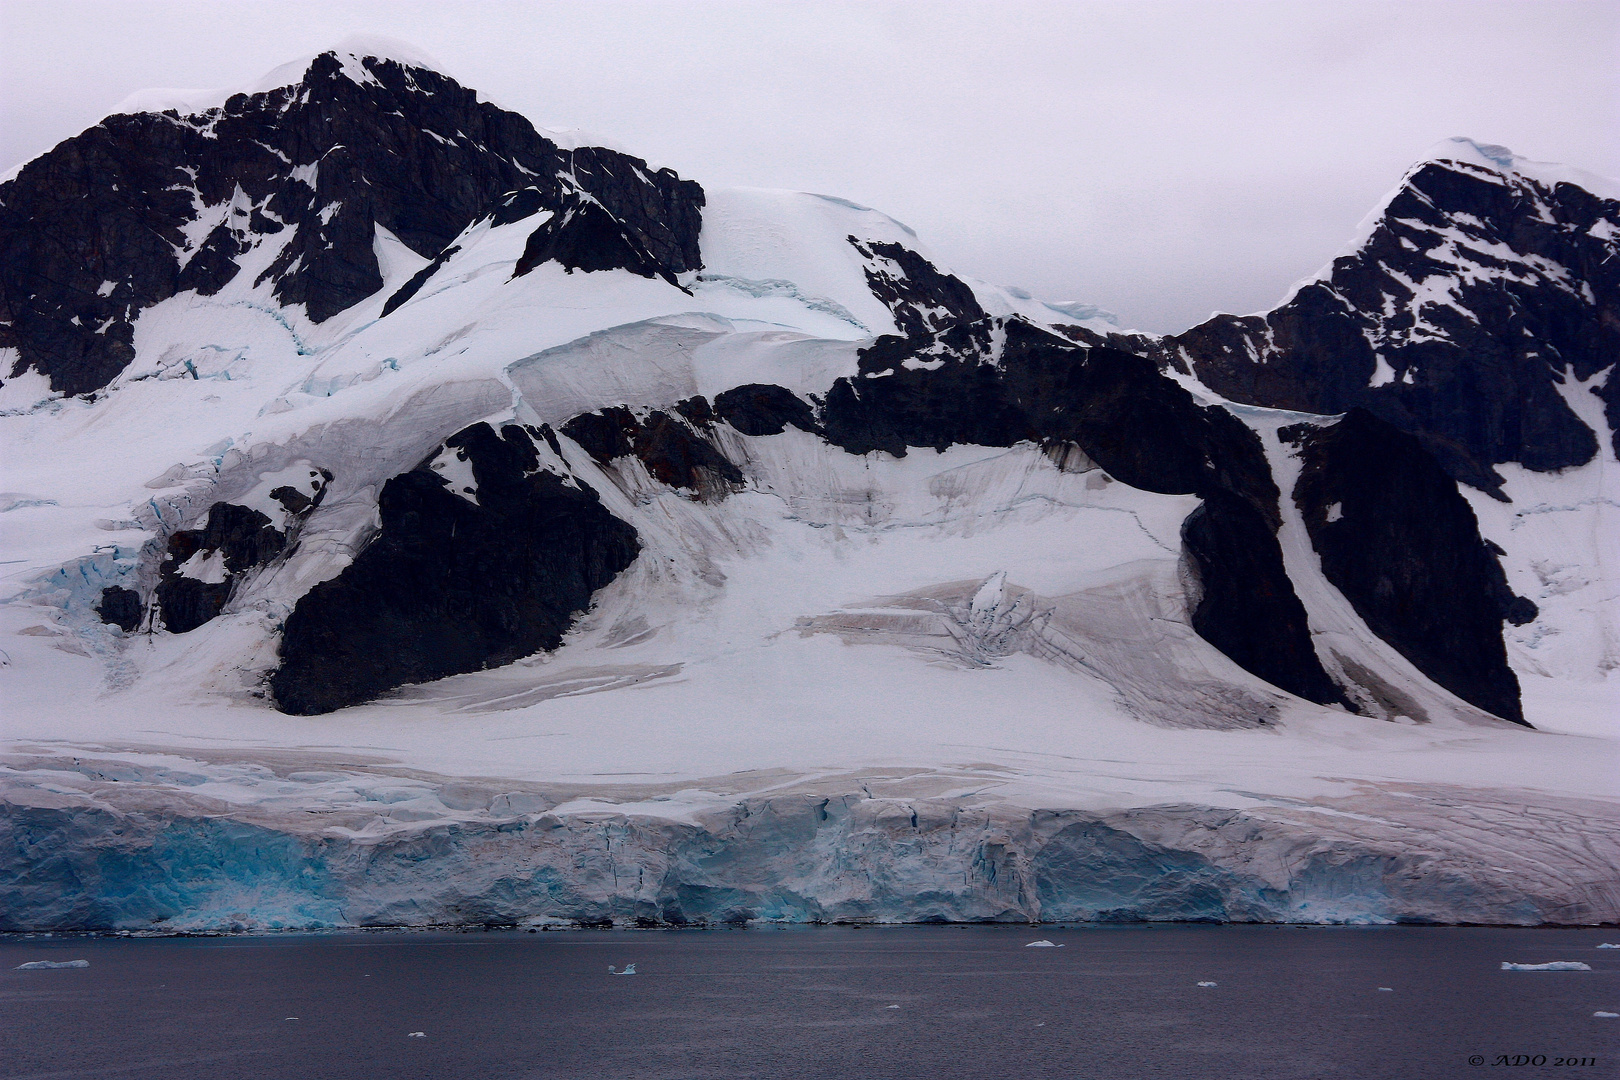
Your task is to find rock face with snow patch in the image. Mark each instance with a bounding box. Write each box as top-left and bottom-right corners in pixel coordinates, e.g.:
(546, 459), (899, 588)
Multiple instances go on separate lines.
(270, 422), (639, 714)
(1151, 140), (1620, 493)
(1287, 409), (1531, 724)
(0, 44), (703, 395)
(818, 321), (1345, 708)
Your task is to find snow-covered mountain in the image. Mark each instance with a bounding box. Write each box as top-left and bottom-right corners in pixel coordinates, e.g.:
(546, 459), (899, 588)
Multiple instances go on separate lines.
(2, 41), (1615, 931)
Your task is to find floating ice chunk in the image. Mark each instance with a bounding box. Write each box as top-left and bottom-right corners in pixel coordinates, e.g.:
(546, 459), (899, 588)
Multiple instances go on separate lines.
(608, 963), (637, 975)
(1501, 961), (1591, 971)
(407, 1031), (426, 1037)
(285, 1017), (298, 1020)
(1024, 939), (1062, 948)
(1196, 981), (1218, 987)
(1595, 1012), (1618, 1018)
(16, 960), (89, 969)
(1377, 987), (1393, 992)
(1597, 943), (1620, 949)
(885, 1004), (900, 1009)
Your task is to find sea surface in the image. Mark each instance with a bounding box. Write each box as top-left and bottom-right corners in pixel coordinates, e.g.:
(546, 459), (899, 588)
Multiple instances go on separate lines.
(3, 925), (1616, 1079)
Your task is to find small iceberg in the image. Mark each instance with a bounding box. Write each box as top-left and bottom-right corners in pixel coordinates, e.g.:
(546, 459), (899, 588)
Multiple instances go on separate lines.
(16, 960), (89, 970)
(608, 963), (637, 975)
(1024, 940), (1062, 948)
(1377, 987), (1393, 992)
(1595, 1012), (1618, 1019)
(1196, 981), (1218, 987)
(407, 1031), (425, 1038)
(1501, 961), (1591, 971)
(1597, 943), (1620, 949)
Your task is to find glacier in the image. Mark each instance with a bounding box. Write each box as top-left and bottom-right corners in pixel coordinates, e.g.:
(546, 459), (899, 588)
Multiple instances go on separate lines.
(5, 751), (1617, 931)
(1, 43), (1617, 932)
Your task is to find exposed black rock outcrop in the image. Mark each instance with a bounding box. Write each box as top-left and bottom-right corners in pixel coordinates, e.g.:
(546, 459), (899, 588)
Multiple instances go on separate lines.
(1287, 409), (1528, 724)
(95, 587), (143, 633)
(713, 384), (820, 437)
(1152, 149), (1619, 491)
(561, 407), (744, 495)
(512, 192), (686, 287)
(1, 47), (704, 395)
(380, 245), (459, 317)
(270, 423), (640, 715)
(849, 237), (991, 352)
(823, 320), (1279, 516)
(1181, 492), (1347, 708)
(819, 317), (1343, 707)
(155, 502), (290, 634)
(147, 467), (330, 635)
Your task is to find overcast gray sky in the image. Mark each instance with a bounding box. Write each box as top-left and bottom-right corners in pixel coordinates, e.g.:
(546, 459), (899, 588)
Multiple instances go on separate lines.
(2, 0), (1615, 332)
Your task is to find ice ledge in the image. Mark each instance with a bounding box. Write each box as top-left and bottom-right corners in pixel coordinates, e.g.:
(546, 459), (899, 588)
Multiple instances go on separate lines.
(3, 767), (1615, 932)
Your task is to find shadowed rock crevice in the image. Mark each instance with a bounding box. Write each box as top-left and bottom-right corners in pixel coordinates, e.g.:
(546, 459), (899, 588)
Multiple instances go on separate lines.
(95, 587), (143, 633)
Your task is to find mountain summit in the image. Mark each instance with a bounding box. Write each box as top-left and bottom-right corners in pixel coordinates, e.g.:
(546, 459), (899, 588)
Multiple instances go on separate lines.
(0, 40), (702, 395)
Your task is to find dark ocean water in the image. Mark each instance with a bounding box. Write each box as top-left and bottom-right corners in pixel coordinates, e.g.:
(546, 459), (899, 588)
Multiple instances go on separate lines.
(3, 925), (1616, 1080)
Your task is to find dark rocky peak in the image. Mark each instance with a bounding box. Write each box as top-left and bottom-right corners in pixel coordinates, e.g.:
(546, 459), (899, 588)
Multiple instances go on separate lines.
(1159, 140), (1619, 493)
(1284, 408), (1529, 724)
(1, 42), (704, 395)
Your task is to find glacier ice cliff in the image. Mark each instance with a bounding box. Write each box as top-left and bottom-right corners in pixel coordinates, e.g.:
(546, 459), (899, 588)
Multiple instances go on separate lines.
(3, 755), (1616, 932)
